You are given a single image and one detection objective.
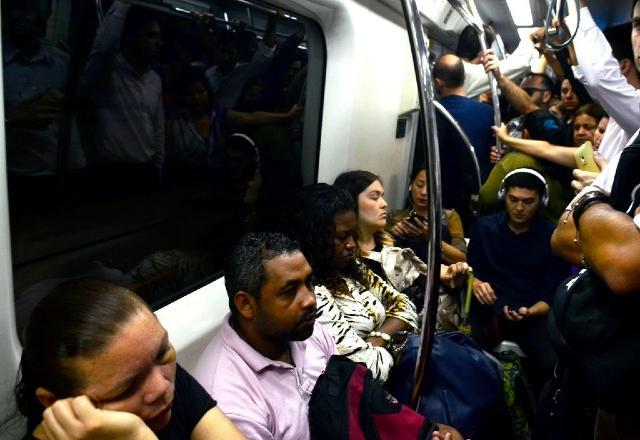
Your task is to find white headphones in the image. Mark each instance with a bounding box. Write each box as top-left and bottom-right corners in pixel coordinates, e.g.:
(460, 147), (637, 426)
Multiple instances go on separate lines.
(497, 168), (549, 207)
(229, 133), (260, 165)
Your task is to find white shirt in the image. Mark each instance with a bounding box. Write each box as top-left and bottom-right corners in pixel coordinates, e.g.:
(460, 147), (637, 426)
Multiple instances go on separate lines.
(464, 37), (536, 98)
(568, 7), (640, 138)
(597, 117), (629, 163)
(83, 1), (164, 169)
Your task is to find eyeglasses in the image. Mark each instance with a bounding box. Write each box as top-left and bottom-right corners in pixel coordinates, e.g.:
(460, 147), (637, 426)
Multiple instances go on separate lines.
(523, 87), (549, 96)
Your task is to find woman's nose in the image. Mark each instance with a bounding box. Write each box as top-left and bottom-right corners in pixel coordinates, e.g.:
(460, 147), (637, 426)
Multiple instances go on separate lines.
(143, 367), (171, 405)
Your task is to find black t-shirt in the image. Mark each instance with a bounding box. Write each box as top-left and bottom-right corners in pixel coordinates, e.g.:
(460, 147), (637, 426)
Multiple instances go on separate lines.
(157, 364), (217, 439)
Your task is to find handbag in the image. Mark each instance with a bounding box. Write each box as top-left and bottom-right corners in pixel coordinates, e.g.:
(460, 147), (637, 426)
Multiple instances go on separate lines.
(388, 332), (503, 439)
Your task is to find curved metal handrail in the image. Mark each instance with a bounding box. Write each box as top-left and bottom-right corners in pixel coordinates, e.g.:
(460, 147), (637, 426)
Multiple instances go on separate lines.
(400, 0), (443, 409)
(433, 100), (482, 195)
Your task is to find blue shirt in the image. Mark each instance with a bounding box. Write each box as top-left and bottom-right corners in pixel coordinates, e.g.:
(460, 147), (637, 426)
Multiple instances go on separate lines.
(440, 95), (494, 181)
(468, 212), (570, 312)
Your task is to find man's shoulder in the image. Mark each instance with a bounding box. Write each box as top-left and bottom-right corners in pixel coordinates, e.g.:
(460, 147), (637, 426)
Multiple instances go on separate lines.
(441, 95), (492, 118)
(475, 212), (504, 229)
(532, 216), (557, 236)
(306, 322), (337, 357)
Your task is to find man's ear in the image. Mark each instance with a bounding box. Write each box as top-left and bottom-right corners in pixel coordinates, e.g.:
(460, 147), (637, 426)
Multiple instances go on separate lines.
(233, 291), (257, 320)
(35, 387), (57, 408)
(434, 77), (443, 92)
(543, 90), (553, 105)
(620, 58), (633, 76)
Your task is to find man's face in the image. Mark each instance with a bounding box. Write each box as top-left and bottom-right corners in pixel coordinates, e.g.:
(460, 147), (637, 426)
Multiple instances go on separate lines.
(632, 2), (640, 71)
(505, 187), (540, 229)
(132, 22), (162, 65)
(254, 252), (317, 342)
(520, 76), (550, 108)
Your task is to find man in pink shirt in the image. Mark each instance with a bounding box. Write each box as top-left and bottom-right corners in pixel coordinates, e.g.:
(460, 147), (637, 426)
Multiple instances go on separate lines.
(194, 233), (335, 440)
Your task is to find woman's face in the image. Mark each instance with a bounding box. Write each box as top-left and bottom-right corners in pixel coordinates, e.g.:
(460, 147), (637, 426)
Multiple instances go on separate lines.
(560, 79), (579, 113)
(65, 308), (177, 432)
(182, 81), (209, 111)
(410, 170), (428, 209)
(357, 180), (388, 232)
(332, 210), (358, 270)
(593, 116), (609, 149)
(573, 113), (598, 146)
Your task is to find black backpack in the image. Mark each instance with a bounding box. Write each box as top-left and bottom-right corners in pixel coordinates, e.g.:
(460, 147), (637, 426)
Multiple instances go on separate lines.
(308, 355), (435, 440)
(548, 269), (640, 413)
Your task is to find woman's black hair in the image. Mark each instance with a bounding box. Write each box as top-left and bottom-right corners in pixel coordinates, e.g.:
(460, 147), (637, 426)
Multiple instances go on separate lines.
(573, 102), (605, 122)
(333, 170), (381, 215)
(407, 164), (428, 207)
(14, 280), (147, 434)
(176, 68), (214, 109)
(287, 184), (364, 289)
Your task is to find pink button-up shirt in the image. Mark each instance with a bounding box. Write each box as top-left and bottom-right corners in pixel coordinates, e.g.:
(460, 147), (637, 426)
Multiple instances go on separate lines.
(194, 314), (335, 440)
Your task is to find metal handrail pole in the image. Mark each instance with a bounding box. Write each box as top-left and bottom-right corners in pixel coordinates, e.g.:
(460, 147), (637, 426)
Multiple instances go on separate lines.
(400, 0), (443, 409)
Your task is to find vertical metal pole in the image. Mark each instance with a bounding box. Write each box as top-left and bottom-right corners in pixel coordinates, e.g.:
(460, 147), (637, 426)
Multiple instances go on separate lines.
(400, 0), (443, 409)
(466, 0), (503, 152)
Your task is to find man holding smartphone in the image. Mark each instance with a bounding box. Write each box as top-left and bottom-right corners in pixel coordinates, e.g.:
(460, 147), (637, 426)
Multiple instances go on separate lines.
(467, 169), (570, 396)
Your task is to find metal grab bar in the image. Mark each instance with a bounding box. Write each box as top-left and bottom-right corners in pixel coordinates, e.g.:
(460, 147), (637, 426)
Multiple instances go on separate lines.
(446, 0), (503, 152)
(433, 101), (482, 195)
(400, 0), (443, 409)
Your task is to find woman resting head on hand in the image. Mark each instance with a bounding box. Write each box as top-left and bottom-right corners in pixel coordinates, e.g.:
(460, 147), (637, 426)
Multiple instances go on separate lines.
(13, 279), (244, 440)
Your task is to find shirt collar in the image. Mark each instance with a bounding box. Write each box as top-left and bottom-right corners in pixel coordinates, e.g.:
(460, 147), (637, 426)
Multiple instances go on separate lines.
(498, 211), (545, 235)
(221, 313), (308, 374)
(115, 53), (153, 81)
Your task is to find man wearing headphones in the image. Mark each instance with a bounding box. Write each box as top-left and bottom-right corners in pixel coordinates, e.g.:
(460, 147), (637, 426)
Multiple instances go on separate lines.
(467, 168), (570, 395)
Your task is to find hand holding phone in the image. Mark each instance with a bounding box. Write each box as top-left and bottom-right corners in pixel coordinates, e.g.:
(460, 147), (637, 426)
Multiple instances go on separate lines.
(574, 141), (600, 172)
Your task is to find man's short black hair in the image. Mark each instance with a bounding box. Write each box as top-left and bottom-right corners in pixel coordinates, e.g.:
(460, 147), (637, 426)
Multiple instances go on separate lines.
(455, 24), (495, 61)
(523, 109), (566, 145)
(434, 54), (465, 89)
(225, 233), (301, 317)
(523, 72), (554, 92)
(504, 170), (546, 198)
(604, 23), (634, 61)
(122, 6), (160, 44)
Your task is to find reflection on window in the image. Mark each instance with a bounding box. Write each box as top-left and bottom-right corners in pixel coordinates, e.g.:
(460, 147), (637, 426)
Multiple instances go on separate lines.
(4, 0), (319, 327)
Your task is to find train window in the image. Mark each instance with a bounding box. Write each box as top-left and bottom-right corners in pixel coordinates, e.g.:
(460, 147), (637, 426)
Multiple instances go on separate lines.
(4, 0), (325, 322)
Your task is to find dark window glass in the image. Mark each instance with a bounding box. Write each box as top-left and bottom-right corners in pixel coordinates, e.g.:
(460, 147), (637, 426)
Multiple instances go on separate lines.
(4, 0), (324, 326)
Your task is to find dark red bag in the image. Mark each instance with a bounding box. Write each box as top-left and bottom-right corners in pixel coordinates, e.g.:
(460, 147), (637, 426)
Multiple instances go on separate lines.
(309, 355), (435, 440)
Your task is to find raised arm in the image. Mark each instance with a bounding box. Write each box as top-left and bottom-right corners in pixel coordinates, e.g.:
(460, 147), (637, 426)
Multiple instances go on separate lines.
(565, 5), (640, 136)
(483, 50), (539, 115)
(465, 37), (535, 98)
(83, 1), (130, 87)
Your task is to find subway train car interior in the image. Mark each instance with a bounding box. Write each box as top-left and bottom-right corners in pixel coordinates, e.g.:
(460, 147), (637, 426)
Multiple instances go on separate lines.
(0, 0), (638, 438)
